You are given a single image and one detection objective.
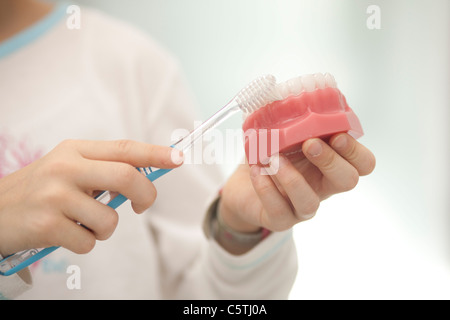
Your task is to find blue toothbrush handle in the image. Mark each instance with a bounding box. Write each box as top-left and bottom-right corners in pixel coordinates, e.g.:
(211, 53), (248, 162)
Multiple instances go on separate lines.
(104, 168), (172, 209)
(0, 168), (173, 276)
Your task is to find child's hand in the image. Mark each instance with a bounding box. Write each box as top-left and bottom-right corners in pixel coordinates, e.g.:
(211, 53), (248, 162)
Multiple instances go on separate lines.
(0, 140), (183, 257)
(219, 133), (376, 236)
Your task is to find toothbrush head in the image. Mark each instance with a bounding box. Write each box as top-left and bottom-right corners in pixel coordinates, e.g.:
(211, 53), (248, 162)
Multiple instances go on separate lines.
(234, 75), (281, 117)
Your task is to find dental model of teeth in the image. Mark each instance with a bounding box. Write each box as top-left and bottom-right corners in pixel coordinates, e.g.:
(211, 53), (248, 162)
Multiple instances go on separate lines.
(275, 73), (337, 98)
(242, 73), (364, 165)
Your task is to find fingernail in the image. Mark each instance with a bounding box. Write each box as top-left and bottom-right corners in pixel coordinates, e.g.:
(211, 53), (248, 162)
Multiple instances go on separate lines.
(268, 153), (286, 175)
(269, 154), (279, 173)
(301, 211), (316, 221)
(306, 139), (322, 157)
(332, 135), (347, 150)
(170, 149), (184, 165)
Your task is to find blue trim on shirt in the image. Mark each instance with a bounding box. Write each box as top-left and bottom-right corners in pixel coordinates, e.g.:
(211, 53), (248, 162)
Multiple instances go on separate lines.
(0, 2), (68, 59)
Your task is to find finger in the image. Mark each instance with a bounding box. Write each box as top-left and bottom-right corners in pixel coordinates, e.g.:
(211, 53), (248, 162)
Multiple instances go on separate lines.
(329, 133), (376, 176)
(72, 139), (184, 168)
(270, 154), (320, 221)
(52, 217), (97, 254)
(302, 138), (360, 193)
(249, 165), (300, 231)
(76, 159), (157, 213)
(63, 192), (119, 241)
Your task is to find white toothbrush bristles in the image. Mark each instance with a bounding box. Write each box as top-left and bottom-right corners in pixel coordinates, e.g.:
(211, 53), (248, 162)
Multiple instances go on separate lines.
(234, 75), (280, 116)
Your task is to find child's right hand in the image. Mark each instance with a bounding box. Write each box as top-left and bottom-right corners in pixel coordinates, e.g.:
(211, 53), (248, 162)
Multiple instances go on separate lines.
(0, 139), (183, 257)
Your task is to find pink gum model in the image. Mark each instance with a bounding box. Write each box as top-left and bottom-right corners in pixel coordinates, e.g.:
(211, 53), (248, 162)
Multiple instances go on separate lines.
(242, 75), (364, 165)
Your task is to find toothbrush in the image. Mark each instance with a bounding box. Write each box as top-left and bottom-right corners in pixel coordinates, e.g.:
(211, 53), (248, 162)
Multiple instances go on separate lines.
(0, 75), (280, 277)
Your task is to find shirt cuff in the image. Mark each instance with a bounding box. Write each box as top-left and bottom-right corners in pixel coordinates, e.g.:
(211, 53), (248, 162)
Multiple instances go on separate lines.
(0, 254), (32, 300)
(203, 195), (295, 270)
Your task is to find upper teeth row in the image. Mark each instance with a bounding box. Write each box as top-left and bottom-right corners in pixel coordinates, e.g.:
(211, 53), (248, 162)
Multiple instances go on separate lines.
(275, 73), (337, 99)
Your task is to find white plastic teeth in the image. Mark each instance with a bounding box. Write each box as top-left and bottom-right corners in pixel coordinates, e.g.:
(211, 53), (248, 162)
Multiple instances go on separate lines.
(236, 73), (338, 117)
(275, 73), (337, 100)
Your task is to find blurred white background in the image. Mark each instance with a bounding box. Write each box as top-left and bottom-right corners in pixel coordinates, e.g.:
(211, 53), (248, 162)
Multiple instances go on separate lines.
(70, 0), (449, 299)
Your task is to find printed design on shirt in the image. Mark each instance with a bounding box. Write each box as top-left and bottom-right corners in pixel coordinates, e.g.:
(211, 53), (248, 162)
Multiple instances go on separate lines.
(30, 257), (70, 274)
(0, 132), (77, 280)
(0, 131), (43, 178)
(0, 132), (70, 277)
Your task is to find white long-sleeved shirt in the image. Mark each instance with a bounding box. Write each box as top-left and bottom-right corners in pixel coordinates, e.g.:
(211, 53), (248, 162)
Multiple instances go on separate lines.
(0, 4), (297, 299)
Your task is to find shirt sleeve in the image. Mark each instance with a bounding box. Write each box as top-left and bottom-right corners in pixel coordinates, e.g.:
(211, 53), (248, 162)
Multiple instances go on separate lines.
(0, 254), (33, 300)
(197, 196), (298, 299)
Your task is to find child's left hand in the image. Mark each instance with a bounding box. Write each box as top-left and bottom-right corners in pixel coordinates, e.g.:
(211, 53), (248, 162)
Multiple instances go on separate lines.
(218, 133), (376, 235)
